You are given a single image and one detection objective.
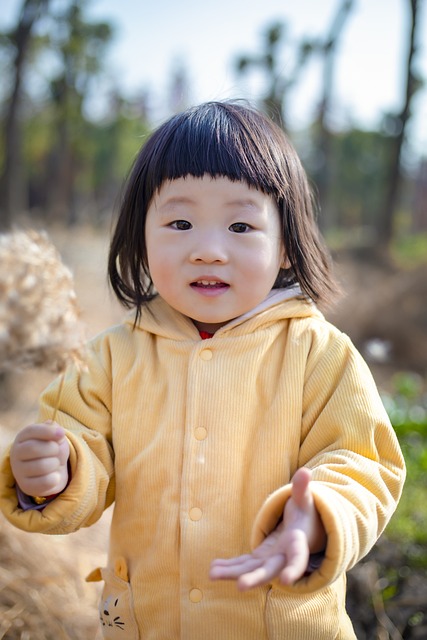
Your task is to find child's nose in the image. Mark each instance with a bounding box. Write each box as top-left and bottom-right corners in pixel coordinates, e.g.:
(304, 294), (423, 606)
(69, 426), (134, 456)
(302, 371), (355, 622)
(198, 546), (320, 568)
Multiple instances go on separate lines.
(189, 231), (228, 263)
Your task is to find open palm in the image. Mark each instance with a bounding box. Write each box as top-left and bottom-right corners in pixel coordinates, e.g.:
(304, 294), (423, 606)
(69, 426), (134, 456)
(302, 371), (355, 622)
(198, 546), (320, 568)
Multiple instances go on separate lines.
(210, 467), (326, 589)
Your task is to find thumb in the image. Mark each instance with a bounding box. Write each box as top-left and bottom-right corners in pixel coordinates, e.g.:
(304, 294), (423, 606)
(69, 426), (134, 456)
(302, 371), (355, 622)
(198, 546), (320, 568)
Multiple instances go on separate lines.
(290, 467), (312, 510)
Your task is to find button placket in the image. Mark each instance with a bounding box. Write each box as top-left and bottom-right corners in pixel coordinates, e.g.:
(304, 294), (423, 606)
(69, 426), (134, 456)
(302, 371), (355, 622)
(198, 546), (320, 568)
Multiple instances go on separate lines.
(181, 346), (215, 611)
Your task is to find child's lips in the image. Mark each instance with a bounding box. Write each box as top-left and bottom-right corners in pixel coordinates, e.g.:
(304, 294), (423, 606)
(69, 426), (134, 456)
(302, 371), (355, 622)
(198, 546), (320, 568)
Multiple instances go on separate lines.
(190, 279), (229, 294)
(191, 279), (228, 288)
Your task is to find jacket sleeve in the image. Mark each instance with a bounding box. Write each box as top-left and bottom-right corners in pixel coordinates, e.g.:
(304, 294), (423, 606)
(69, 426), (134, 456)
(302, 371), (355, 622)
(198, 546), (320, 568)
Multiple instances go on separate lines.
(250, 322), (406, 593)
(0, 334), (115, 535)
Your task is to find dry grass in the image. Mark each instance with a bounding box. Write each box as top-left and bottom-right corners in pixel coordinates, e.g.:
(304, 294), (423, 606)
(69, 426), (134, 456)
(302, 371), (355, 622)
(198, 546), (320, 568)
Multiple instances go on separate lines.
(0, 230), (86, 374)
(0, 524), (102, 640)
(0, 227), (119, 639)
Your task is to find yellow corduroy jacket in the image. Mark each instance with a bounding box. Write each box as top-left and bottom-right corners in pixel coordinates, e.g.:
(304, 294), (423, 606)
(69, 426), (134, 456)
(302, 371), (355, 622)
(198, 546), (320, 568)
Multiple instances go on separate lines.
(0, 291), (405, 640)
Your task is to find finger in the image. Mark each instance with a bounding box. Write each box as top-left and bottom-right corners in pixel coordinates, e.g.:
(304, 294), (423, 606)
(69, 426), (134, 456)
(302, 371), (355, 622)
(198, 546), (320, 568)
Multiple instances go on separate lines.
(18, 456), (63, 478)
(237, 553), (286, 591)
(211, 554), (254, 568)
(18, 470), (65, 496)
(279, 551), (308, 585)
(14, 422), (65, 444)
(279, 563), (306, 585)
(291, 467), (312, 510)
(210, 557), (263, 580)
(13, 439), (63, 462)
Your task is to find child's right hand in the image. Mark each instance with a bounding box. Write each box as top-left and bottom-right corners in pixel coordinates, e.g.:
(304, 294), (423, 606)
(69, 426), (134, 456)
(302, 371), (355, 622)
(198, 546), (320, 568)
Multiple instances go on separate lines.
(9, 421), (70, 498)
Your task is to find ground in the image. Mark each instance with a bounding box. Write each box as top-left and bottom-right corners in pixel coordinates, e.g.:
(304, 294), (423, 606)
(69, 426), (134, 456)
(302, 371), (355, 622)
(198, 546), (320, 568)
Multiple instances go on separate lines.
(0, 226), (426, 639)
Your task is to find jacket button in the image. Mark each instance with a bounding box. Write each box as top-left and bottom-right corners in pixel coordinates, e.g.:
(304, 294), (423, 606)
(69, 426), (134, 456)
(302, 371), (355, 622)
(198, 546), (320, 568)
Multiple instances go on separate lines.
(195, 427), (207, 440)
(189, 588), (203, 603)
(199, 349), (213, 360)
(189, 507), (203, 521)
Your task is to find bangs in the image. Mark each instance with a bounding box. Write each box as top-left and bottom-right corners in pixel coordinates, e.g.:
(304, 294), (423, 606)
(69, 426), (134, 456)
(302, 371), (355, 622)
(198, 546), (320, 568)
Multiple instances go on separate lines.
(142, 102), (286, 198)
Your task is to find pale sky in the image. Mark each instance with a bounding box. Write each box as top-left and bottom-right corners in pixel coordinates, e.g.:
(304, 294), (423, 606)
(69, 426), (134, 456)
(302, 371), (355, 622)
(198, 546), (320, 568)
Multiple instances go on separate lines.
(3, 0), (427, 156)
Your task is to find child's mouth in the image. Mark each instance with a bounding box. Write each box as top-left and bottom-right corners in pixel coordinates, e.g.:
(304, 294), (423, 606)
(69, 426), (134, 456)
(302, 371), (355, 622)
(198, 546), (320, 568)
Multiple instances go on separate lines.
(191, 280), (228, 289)
(190, 280), (229, 293)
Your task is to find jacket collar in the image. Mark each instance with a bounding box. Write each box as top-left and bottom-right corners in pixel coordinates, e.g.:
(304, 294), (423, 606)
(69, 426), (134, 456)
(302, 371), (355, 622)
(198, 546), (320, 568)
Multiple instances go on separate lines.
(127, 287), (322, 340)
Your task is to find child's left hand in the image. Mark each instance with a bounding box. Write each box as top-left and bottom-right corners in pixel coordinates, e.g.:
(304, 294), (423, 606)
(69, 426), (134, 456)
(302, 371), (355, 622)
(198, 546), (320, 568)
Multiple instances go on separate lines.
(209, 467), (326, 590)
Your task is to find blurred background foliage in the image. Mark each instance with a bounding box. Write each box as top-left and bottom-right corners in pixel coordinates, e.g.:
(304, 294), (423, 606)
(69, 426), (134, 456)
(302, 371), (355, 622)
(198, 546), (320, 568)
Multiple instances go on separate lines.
(383, 372), (427, 559)
(0, 0), (426, 638)
(0, 0), (426, 251)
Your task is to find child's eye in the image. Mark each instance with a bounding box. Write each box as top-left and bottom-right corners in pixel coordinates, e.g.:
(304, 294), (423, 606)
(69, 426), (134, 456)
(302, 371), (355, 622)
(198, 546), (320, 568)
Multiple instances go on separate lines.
(229, 222), (251, 233)
(170, 220), (192, 230)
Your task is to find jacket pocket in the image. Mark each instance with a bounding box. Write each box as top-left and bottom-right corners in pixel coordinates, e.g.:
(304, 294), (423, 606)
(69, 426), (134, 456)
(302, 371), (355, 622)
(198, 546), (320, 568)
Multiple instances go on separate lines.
(264, 584), (348, 640)
(87, 557), (140, 640)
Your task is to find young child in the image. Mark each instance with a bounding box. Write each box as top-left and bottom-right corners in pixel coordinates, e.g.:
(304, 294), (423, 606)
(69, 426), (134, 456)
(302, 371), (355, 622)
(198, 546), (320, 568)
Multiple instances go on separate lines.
(0, 101), (405, 639)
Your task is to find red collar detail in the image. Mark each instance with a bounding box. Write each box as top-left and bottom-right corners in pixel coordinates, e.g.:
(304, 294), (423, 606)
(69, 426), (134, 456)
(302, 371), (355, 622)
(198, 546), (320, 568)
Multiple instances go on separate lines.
(199, 330), (214, 340)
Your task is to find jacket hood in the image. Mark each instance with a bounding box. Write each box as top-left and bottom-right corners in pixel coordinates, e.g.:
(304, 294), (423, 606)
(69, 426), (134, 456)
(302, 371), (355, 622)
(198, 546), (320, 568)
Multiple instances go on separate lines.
(125, 287), (324, 341)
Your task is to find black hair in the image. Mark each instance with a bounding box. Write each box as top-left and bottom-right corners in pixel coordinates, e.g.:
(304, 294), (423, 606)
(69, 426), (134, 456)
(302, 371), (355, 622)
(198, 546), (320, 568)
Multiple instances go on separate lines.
(108, 100), (339, 320)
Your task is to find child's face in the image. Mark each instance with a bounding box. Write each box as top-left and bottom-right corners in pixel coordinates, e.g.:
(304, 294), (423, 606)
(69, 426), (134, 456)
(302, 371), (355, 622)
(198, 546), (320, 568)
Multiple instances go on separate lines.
(145, 175), (286, 333)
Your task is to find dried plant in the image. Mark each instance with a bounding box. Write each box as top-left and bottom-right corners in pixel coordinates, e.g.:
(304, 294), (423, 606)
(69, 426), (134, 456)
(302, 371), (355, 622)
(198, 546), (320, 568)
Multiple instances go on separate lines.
(0, 231), (98, 638)
(0, 230), (86, 374)
(0, 523), (102, 639)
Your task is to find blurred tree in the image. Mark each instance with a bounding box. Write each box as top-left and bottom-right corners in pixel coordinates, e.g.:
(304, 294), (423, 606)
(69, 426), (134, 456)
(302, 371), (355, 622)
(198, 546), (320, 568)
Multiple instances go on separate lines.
(0, 0), (50, 230)
(82, 94), (151, 222)
(378, 0), (423, 246)
(301, 125), (391, 243)
(22, 89), (151, 223)
(45, 0), (113, 224)
(235, 22), (313, 129)
(413, 160), (427, 232)
(234, 0), (354, 219)
(0, 0), (117, 227)
(310, 0), (354, 229)
(332, 128), (391, 235)
(23, 101), (56, 213)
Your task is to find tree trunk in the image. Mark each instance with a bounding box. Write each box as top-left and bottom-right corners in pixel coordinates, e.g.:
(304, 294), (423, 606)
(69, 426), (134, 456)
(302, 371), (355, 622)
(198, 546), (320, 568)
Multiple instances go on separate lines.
(0, 0), (50, 230)
(315, 0), (354, 230)
(378, 0), (420, 246)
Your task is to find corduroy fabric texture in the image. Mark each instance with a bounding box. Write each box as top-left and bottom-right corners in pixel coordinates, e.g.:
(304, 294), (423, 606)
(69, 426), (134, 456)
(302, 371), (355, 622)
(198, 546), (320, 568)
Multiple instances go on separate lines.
(0, 293), (405, 639)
